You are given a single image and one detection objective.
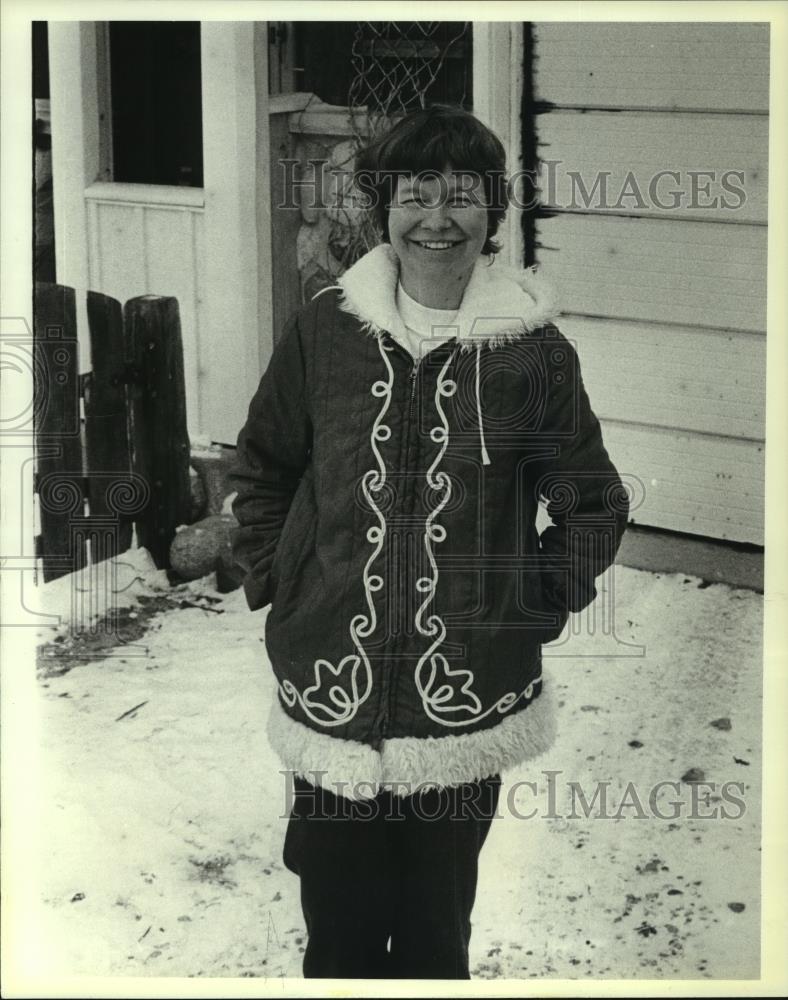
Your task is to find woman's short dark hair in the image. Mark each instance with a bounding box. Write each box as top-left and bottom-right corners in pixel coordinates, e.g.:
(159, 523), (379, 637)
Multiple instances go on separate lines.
(354, 104), (509, 257)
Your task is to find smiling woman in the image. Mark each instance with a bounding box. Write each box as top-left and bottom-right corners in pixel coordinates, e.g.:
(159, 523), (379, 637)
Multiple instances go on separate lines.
(230, 103), (628, 980)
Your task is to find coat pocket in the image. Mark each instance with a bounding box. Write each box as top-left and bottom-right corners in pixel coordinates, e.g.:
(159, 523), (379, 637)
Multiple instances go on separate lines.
(537, 582), (569, 644)
(270, 471), (315, 596)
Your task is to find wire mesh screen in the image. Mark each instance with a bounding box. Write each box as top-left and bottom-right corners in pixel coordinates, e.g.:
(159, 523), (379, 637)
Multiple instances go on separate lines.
(295, 22), (472, 117)
(347, 22), (472, 137)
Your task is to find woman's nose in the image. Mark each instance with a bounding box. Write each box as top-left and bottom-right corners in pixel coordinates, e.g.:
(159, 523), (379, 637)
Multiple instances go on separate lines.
(421, 204), (452, 230)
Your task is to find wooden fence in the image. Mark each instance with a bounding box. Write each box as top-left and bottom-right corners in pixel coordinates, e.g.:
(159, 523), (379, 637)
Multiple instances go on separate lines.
(34, 283), (191, 582)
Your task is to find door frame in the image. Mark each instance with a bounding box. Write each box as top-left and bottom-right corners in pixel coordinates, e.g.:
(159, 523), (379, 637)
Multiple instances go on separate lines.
(473, 22), (524, 269)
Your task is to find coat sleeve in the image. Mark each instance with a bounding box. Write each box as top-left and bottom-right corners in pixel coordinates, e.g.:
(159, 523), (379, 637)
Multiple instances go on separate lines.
(228, 311), (312, 611)
(532, 328), (629, 639)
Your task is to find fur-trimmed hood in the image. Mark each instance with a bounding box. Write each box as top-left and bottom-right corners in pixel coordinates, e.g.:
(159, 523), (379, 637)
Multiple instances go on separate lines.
(330, 243), (562, 468)
(334, 243), (561, 351)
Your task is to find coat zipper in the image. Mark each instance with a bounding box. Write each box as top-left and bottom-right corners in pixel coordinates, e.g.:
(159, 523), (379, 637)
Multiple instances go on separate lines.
(408, 359), (418, 417)
(377, 339), (456, 748)
(377, 354), (420, 747)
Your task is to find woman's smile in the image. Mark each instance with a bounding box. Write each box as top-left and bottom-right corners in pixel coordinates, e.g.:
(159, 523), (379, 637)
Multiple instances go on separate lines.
(410, 238), (466, 251)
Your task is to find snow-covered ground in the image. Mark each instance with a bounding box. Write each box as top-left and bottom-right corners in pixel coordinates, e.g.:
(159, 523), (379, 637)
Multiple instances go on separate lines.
(16, 557), (763, 983)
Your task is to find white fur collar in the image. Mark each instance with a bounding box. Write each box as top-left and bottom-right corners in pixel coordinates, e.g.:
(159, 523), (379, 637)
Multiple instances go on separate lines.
(334, 243), (560, 351)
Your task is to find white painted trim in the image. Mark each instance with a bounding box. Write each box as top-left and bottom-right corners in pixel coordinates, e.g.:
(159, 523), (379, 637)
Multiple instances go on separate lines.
(200, 22), (271, 443)
(85, 182), (205, 209)
(473, 22), (524, 270)
(48, 22), (101, 293)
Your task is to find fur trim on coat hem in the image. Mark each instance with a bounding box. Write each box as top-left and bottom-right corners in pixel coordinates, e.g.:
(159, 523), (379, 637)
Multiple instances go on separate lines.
(266, 684), (557, 800)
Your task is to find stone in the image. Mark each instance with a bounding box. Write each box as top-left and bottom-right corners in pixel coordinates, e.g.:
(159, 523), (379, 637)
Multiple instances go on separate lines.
(169, 514), (237, 582)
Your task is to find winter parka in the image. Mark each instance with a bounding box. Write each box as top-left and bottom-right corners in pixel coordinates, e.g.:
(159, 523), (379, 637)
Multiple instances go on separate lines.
(230, 244), (629, 798)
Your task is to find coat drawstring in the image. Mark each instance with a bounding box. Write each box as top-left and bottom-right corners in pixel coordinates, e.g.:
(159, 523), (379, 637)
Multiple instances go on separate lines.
(475, 342), (491, 467)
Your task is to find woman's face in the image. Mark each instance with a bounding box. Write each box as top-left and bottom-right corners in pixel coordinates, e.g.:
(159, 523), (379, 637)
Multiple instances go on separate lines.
(387, 165), (490, 307)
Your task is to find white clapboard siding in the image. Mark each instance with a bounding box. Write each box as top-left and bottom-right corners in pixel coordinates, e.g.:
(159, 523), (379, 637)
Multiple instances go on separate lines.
(561, 317), (765, 441)
(601, 421), (764, 544)
(533, 22), (768, 544)
(85, 187), (205, 437)
(536, 214), (767, 333)
(533, 22), (770, 112)
(537, 111), (767, 223)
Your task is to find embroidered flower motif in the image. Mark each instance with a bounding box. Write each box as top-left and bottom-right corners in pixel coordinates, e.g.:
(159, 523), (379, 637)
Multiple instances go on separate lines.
(278, 338), (395, 727)
(281, 653), (364, 723)
(422, 655), (483, 715)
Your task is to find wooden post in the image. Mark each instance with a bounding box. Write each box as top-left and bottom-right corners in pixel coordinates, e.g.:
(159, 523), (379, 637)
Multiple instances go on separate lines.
(125, 295), (191, 568)
(83, 290), (135, 562)
(34, 282), (86, 581)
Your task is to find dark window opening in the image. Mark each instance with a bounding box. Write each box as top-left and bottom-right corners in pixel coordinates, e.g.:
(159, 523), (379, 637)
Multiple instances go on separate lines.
(292, 22), (473, 112)
(33, 21), (50, 101)
(109, 22), (203, 187)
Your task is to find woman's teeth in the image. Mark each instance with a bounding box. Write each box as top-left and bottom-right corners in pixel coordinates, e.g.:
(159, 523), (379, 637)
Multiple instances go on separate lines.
(415, 241), (457, 250)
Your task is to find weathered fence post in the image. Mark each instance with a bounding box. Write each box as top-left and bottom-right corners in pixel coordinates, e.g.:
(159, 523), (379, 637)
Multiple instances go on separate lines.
(34, 283), (86, 582)
(125, 295), (191, 569)
(83, 291), (135, 563)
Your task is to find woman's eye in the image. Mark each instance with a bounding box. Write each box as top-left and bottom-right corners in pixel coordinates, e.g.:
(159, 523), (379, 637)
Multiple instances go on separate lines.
(400, 196), (473, 208)
(397, 193), (481, 209)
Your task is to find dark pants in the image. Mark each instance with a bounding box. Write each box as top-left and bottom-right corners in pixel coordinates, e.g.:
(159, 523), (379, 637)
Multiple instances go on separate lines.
(282, 774), (502, 979)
